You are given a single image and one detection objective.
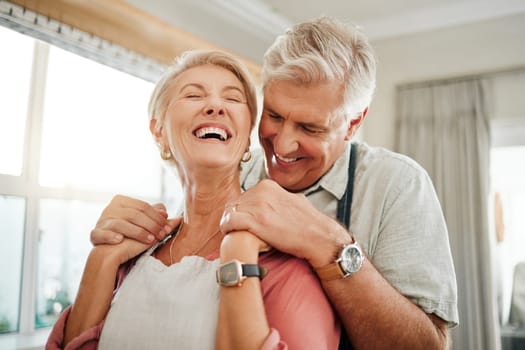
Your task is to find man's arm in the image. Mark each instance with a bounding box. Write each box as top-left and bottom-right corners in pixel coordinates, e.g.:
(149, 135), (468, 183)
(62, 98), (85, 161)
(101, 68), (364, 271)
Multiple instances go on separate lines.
(220, 179), (450, 349)
(320, 230), (449, 349)
(90, 195), (178, 245)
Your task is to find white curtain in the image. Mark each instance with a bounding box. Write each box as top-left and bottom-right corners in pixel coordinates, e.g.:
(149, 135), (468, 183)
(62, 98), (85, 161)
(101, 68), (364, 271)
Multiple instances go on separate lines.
(396, 79), (500, 350)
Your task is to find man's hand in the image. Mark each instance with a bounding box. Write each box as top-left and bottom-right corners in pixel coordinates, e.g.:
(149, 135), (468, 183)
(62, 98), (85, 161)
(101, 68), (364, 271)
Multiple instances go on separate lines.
(219, 179), (349, 267)
(90, 195), (180, 245)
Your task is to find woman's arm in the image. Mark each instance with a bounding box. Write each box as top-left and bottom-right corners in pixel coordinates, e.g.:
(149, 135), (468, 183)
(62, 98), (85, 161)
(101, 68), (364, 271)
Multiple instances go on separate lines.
(216, 232), (271, 350)
(63, 239), (150, 347)
(216, 232), (339, 350)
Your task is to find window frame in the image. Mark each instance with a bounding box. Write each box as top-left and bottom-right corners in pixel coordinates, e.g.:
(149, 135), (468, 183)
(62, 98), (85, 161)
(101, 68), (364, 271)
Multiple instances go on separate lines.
(0, 32), (177, 347)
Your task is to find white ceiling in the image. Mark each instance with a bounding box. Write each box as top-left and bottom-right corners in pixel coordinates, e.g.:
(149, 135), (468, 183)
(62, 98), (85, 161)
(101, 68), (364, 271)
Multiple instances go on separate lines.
(128, 0), (525, 64)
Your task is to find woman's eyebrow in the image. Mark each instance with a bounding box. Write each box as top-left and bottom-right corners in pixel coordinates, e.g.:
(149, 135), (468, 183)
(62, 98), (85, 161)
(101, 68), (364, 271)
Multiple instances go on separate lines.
(179, 83), (204, 92)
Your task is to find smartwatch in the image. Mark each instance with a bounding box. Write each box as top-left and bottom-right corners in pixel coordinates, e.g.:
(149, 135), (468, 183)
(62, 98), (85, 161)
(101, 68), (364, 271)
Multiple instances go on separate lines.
(216, 259), (268, 287)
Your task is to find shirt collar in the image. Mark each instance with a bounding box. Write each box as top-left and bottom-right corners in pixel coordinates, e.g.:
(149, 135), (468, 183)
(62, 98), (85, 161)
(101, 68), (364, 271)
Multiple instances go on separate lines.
(245, 144), (352, 200)
(302, 143), (351, 199)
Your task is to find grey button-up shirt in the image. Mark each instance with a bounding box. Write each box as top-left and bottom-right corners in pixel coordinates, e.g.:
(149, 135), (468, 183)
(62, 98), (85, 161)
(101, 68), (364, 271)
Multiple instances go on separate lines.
(241, 142), (459, 327)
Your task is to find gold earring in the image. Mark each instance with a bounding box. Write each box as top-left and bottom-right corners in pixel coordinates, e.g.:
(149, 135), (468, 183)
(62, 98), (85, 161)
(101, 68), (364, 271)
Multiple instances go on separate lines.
(160, 148), (172, 160)
(241, 150), (252, 163)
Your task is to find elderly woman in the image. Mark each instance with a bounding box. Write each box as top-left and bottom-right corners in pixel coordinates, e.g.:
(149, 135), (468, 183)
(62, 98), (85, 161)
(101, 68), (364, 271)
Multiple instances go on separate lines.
(46, 50), (340, 349)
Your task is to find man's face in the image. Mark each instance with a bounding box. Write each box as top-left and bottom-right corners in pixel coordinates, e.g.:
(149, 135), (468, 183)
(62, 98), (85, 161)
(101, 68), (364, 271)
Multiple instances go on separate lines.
(259, 80), (353, 192)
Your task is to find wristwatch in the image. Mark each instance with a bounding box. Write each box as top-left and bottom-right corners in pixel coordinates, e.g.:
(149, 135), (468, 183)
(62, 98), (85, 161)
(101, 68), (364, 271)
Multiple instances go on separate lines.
(315, 239), (364, 281)
(216, 259), (268, 287)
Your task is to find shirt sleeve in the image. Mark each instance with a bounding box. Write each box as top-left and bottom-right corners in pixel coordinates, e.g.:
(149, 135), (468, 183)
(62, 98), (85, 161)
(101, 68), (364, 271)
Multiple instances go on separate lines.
(372, 160), (459, 327)
(259, 251), (340, 350)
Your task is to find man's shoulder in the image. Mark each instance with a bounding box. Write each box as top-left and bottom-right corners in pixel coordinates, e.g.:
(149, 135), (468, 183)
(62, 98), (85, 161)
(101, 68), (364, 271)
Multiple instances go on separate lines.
(240, 148), (265, 189)
(355, 142), (428, 179)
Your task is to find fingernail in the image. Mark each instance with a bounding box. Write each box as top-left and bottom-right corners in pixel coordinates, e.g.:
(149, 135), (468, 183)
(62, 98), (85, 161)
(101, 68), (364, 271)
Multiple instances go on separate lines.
(147, 234), (155, 242)
(163, 225), (172, 234)
(114, 234), (123, 242)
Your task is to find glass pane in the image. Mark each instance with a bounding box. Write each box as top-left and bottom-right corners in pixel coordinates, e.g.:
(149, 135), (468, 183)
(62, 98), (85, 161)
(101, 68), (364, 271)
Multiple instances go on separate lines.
(39, 46), (161, 198)
(492, 146), (525, 327)
(36, 199), (105, 328)
(0, 196), (26, 333)
(0, 27), (34, 176)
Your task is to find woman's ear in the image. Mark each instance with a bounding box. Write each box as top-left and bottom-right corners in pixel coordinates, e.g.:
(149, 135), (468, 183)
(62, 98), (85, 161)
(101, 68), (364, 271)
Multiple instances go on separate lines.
(150, 119), (162, 140)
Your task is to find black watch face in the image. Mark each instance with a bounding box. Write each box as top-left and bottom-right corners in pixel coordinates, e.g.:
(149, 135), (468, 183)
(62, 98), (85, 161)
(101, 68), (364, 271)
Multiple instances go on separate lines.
(341, 244), (363, 274)
(218, 261), (240, 286)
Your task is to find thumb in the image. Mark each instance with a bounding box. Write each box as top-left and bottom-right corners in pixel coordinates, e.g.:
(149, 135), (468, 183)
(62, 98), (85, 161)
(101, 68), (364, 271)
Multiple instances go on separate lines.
(166, 216), (184, 234)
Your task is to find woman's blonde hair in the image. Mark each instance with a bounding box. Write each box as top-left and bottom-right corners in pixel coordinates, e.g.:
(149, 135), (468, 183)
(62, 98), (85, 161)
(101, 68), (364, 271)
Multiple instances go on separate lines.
(148, 50), (258, 132)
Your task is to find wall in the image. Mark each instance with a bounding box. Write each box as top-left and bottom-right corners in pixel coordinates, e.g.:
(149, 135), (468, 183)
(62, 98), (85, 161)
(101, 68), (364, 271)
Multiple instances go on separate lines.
(364, 13), (525, 150)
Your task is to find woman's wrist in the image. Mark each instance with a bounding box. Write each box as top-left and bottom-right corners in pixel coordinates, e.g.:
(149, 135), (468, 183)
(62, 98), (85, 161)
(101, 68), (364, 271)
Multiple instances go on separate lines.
(89, 245), (124, 270)
(220, 232), (260, 263)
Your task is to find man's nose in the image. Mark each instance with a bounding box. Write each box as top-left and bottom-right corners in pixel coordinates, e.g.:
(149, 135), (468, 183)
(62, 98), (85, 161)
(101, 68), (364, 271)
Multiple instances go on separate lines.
(273, 123), (299, 155)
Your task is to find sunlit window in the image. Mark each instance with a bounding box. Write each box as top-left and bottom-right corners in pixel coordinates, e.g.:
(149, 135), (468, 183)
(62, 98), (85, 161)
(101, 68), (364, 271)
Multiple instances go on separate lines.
(0, 24), (183, 342)
(0, 27), (33, 176)
(39, 46), (160, 198)
(491, 145), (525, 326)
(36, 199), (106, 328)
(0, 196), (25, 333)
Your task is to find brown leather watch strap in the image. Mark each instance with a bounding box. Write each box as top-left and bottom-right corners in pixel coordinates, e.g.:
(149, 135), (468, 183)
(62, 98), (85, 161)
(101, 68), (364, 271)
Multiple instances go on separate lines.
(315, 261), (345, 281)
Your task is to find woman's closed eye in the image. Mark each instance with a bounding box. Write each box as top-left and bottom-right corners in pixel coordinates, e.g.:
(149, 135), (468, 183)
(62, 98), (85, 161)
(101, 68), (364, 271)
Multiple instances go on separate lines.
(185, 93), (203, 99)
(223, 92), (245, 103)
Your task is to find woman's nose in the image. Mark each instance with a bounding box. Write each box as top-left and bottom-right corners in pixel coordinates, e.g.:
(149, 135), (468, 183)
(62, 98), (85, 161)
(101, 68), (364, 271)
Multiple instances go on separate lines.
(204, 97), (225, 116)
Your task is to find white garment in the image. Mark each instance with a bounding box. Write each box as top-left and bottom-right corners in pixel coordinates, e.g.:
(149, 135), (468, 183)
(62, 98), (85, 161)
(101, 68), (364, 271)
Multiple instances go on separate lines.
(99, 245), (221, 350)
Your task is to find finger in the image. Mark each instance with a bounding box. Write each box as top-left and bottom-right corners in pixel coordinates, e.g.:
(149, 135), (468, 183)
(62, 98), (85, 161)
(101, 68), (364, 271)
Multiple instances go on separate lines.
(108, 195), (169, 231)
(93, 218), (158, 245)
(152, 203), (168, 218)
(90, 228), (124, 245)
(123, 200), (169, 231)
(116, 206), (170, 241)
(165, 216), (184, 235)
(219, 205), (256, 234)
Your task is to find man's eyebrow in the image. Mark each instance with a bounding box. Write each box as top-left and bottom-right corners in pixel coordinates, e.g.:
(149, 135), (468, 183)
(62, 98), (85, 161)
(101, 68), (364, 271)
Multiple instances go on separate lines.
(264, 106), (281, 116)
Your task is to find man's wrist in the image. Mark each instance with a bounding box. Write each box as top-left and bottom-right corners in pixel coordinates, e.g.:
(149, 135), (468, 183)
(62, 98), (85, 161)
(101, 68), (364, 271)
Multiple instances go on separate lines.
(306, 221), (354, 268)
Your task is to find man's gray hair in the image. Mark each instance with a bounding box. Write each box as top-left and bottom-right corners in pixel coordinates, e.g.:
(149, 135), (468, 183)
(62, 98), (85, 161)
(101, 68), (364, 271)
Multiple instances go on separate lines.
(262, 16), (377, 119)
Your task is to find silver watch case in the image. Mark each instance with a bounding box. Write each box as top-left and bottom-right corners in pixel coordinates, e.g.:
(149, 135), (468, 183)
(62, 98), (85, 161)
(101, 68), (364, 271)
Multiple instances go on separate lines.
(338, 242), (364, 277)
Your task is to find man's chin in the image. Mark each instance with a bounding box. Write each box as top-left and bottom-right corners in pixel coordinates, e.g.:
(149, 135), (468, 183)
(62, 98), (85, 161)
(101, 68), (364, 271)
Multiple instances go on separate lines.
(267, 169), (301, 192)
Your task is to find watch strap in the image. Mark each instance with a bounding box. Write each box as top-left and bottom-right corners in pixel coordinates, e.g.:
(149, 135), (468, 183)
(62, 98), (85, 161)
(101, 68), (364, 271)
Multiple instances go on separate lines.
(242, 264), (268, 279)
(315, 261), (345, 281)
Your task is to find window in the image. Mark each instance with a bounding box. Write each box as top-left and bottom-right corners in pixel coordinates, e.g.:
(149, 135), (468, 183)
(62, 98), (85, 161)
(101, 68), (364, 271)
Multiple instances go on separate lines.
(492, 145), (525, 326)
(0, 26), (182, 344)
(0, 196), (25, 333)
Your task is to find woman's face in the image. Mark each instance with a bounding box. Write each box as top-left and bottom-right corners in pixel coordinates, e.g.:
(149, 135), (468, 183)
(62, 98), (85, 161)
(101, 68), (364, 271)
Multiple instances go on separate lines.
(160, 64), (252, 174)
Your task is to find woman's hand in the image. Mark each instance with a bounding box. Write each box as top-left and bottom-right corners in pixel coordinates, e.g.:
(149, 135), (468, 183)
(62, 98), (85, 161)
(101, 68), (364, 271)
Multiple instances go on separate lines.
(90, 194), (180, 245)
